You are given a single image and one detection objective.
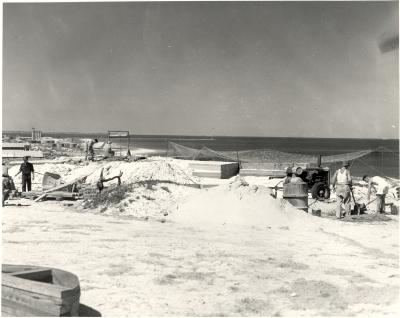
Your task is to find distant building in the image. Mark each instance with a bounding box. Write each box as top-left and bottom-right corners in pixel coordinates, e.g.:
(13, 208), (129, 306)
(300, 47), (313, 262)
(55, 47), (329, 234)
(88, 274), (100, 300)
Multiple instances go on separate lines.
(2, 149), (44, 158)
(31, 128), (42, 142)
(41, 137), (56, 146)
(2, 142), (30, 151)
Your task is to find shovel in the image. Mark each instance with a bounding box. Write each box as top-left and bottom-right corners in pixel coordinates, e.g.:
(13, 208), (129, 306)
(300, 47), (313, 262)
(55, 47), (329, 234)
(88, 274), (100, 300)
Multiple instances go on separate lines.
(350, 187), (376, 215)
(350, 187), (366, 215)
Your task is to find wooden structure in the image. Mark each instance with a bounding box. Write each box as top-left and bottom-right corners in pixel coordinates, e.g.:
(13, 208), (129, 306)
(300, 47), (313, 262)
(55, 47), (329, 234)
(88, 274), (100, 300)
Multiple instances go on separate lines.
(189, 161), (239, 179)
(2, 264), (80, 316)
(108, 130), (131, 156)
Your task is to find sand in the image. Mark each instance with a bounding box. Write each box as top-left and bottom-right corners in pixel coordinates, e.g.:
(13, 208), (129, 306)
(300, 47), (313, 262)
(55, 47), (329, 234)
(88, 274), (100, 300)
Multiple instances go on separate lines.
(2, 157), (399, 316)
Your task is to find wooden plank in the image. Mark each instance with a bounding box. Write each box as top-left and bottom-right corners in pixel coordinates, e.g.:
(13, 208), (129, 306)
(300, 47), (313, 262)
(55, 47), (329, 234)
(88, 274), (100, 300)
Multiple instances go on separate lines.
(33, 193), (48, 202)
(1, 298), (54, 317)
(34, 177), (83, 202)
(2, 265), (39, 274)
(2, 285), (66, 315)
(2, 285), (80, 315)
(2, 274), (68, 298)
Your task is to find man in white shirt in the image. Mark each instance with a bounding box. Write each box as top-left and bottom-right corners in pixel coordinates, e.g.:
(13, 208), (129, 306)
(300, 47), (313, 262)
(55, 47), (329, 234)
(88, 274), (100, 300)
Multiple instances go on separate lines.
(363, 175), (390, 214)
(331, 161), (353, 218)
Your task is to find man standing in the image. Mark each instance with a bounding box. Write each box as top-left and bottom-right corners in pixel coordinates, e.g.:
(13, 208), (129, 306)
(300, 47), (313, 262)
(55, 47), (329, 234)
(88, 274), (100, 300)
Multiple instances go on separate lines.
(15, 156), (35, 192)
(331, 161), (353, 218)
(363, 175), (390, 214)
(103, 141), (114, 159)
(87, 138), (98, 161)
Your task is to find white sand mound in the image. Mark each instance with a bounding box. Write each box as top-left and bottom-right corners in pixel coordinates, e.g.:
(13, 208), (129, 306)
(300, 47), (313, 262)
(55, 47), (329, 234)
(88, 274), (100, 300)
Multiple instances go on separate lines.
(170, 177), (324, 229)
(77, 158), (201, 219)
(83, 157), (200, 185)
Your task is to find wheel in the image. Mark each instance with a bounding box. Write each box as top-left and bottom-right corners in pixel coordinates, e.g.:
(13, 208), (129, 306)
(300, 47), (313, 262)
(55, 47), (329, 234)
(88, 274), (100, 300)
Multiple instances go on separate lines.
(311, 182), (330, 200)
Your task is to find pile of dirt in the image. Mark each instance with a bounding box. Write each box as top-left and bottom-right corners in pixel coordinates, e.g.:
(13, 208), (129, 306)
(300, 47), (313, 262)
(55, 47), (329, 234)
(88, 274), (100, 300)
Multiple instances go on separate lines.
(169, 176), (325, 229)
(83, 158), (200, 185)
(78, 158), (201, 220)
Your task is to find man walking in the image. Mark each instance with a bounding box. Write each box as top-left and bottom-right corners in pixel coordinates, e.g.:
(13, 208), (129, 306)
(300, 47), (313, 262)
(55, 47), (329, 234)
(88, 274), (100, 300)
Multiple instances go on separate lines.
(15, 156), (35, 192)
(363, 175), (390, 214)
(331, 160), (353, 218)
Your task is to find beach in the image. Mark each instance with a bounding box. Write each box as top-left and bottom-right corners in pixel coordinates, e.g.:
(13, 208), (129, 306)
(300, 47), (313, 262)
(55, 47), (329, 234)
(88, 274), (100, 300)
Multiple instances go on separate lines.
(2, 156), (399, 316)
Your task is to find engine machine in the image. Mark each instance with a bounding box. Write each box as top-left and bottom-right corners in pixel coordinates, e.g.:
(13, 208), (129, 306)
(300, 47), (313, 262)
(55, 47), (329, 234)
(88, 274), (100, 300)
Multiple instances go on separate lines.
(297, 155), (331, 200)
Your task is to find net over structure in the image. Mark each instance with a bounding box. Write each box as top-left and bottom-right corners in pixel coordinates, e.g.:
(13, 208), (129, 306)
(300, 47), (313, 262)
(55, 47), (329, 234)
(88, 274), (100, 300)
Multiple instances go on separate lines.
(166, 141), (376, 164)
(166, 142), (235, 162)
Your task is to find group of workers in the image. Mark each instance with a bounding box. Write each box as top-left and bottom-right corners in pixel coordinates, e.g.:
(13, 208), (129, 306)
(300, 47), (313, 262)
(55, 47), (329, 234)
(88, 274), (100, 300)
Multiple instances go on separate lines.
(1, 150), (394, 215)
(2, 139), (118, 206)
(331, 160), (391, 218)
(283, 160), (392, 219)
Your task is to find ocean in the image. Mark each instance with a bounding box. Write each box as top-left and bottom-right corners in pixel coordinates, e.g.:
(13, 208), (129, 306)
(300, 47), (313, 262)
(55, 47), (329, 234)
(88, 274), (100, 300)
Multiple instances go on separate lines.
(3, 132), (399, 178)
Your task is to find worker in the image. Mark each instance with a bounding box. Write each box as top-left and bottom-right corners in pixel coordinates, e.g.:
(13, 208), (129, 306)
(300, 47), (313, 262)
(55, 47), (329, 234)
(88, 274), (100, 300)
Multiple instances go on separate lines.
(15, 156), (35, 192)
(2, 175), (16, 207)
(87, 138), (98, 161)
(283, 167), (293, 184)
(2, 162), (15, 206)
(363, 175), (390, 214)
(331, 160), (352, 218)
(103, 141), (115, 159)
(2, 161), (9, 177)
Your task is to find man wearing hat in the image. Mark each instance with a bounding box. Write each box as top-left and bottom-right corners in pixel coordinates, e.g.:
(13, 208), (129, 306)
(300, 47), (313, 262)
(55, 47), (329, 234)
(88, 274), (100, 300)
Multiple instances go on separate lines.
(15, 156), (35, 192)
(331, 160), (353, 218)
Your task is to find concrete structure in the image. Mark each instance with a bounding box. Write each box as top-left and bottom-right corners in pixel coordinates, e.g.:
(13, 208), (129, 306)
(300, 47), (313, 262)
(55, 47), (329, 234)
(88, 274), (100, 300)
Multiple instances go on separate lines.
(189, 161), (239, 179)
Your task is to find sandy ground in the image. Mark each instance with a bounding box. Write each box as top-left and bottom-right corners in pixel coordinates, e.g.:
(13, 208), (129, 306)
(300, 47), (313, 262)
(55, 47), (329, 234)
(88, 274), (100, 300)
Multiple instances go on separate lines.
(2, 203), (399, 316)
(2, 157), (399, 316)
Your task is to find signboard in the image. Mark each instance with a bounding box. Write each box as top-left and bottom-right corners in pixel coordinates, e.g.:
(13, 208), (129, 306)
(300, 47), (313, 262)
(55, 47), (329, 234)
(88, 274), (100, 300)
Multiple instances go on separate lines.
(108, 131), (130, 138)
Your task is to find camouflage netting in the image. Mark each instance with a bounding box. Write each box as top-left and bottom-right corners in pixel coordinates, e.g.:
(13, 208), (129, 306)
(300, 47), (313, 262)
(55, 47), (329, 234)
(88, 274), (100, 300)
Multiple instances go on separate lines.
(167, 142), (235, 162)
(166, 141), (376, 164)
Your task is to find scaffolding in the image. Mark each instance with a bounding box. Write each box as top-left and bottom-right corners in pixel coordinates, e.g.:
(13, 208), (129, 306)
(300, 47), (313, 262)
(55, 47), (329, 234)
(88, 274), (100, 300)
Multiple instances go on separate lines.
(107, 131), (131, 157)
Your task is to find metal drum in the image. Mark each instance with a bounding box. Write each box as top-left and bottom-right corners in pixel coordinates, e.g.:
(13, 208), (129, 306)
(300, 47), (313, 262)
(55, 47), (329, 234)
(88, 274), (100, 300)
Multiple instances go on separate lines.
(283, 182), (308, 212)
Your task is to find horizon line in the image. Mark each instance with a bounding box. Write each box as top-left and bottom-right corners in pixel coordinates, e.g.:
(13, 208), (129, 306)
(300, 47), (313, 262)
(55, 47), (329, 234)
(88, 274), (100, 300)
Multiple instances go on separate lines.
(2, 130), (399, 141)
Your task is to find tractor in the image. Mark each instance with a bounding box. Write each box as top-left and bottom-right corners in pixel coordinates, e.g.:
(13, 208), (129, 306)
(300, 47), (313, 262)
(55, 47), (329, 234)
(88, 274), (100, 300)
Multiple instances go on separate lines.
(297, 155), (331, 200)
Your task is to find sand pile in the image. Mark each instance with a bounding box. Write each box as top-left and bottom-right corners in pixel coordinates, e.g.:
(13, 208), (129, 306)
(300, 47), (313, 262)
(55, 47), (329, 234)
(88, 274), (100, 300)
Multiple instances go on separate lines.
(78, 158), (201, 219)
(82, 157), (200, 185)
(169, 176), (324, 229)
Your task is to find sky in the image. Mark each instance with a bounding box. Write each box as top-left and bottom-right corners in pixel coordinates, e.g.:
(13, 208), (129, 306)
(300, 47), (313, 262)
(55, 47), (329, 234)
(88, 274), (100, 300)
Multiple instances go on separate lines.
(2, 1), (399, 138)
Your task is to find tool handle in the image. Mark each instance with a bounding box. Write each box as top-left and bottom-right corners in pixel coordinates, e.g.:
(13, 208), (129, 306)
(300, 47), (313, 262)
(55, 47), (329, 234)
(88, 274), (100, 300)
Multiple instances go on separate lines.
(349, 187), (357, 204)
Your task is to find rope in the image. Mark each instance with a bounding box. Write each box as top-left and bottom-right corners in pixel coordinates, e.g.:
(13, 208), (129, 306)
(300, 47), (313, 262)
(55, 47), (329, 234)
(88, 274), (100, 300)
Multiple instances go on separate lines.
(355, 157), (390, 179)
(381, 146), (400, 156)
(349, 159), (356, 170)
